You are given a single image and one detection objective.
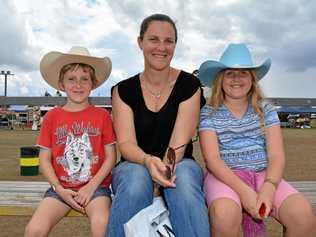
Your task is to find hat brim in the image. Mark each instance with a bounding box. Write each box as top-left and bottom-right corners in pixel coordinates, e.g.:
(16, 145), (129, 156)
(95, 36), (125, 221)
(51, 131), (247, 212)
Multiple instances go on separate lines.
(198, 58), (271, 87)
(40, 51), (112, 91)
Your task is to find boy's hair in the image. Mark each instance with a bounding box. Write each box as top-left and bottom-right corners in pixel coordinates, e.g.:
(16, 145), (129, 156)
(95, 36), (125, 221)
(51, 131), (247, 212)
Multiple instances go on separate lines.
(59, 63), (97, 88)
(139, 13), (178, 43)
(208, 69), (265, 121)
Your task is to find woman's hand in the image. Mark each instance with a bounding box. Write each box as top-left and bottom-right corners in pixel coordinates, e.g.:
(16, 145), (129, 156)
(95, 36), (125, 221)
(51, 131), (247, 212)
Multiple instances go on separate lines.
(75, 183), (97, 207)
(256, 182), (276, 218)
(55, 186), (85, 214)
(144, 155), (176, 188)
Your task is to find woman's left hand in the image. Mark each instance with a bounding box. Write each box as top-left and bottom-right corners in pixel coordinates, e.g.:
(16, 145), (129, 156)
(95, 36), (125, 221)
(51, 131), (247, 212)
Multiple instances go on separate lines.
(75, 183), (97, 207)
(256, 182), (276, 219)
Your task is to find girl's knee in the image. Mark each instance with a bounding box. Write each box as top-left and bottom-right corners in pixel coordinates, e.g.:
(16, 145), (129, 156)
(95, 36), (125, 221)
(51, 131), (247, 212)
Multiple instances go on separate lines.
(279, 194), (316, 229)
(210, 198), (242, 228)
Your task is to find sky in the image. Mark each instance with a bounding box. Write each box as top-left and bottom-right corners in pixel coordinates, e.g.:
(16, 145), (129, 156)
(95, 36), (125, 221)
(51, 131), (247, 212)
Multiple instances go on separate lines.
(0, 0), (316, 98)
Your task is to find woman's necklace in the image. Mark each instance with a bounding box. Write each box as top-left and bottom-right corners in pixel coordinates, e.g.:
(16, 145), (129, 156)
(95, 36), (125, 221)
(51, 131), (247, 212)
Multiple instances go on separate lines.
(142, 81), (163, 99)
(142, 69), (171, 100)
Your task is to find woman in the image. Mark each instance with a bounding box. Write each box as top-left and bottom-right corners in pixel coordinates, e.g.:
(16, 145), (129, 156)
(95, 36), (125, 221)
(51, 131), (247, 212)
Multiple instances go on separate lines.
(107, 14), (210, 237)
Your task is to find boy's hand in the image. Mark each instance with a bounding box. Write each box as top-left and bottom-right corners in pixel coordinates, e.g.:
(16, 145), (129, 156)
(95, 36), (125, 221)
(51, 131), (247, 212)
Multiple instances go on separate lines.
(75, 183), (96, 207)
(55, 186), (85, 214)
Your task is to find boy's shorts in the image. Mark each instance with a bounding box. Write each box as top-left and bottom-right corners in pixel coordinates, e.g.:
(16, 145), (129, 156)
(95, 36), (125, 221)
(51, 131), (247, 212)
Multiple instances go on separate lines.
(44, 186), (112, 206)
(204, 170), (298, 219)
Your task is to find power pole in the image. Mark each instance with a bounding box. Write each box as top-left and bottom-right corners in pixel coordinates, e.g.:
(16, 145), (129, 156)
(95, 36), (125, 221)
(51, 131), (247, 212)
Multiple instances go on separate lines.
(0, 70), (14, 96)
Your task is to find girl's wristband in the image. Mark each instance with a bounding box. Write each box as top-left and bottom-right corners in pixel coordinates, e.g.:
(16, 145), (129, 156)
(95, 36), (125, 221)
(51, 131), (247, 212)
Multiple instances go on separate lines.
(264, 177), (279, 189)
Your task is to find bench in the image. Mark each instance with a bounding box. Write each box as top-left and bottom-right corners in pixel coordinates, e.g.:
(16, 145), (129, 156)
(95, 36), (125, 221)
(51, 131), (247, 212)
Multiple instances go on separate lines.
(0, 181), (82, 216)
(0, 180), (315, 217)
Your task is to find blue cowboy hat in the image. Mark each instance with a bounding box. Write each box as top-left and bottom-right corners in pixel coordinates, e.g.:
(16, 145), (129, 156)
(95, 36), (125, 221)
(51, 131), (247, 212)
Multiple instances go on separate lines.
(198, 43), (271, 87)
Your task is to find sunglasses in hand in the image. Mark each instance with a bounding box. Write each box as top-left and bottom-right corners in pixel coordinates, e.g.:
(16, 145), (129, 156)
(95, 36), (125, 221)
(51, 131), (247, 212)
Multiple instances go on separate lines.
(165, 136), (198, 180)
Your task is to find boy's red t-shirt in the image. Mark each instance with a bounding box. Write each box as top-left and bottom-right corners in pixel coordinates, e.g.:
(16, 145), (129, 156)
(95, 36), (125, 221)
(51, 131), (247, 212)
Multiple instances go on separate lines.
(37, 105), (115, 190)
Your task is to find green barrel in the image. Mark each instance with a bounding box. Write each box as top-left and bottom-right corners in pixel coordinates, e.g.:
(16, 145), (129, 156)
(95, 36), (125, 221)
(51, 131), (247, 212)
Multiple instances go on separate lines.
(20, 146), (39, 176)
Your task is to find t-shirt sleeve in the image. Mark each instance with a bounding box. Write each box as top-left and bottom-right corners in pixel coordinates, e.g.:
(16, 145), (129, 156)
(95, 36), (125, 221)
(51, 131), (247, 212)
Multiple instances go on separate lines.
(102, 111), (116, 145)
(178, 73), (206, 108)
(36, 111), (52, 149)
(263, 103), (280, 127)
(198, 105), (215, 131)
(114, 77), (137, 110)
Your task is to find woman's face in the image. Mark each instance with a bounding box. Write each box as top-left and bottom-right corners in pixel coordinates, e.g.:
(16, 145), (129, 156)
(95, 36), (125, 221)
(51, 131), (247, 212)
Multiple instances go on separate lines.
(138, 20), (176, 71)
(222, 69), (253, 100)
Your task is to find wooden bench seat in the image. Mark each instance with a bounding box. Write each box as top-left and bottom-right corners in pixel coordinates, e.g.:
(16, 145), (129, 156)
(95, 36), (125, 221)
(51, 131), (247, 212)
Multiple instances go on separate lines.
(0, 180), (315, 217)
(0, 181), (82, 216)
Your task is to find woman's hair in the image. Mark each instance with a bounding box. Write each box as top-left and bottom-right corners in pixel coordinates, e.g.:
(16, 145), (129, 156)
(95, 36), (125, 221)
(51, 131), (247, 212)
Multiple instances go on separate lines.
(208, 69), (265, 121)
(58, 63), (97, 88)
(139, 13), (178, 42)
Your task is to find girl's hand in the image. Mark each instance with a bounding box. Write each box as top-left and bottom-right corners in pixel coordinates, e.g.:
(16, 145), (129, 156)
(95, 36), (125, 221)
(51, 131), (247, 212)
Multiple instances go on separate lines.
(144, 155), (176, 188)
(75, 183), (97, 207)
(239, 185), (261, 219)
(256, 182), (276, 219)
(55, 186), (85, 214)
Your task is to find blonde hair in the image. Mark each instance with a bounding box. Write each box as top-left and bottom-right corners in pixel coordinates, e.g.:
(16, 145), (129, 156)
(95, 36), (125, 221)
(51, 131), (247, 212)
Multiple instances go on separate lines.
(208, 69), (265, 123)
(58, 63), (97, 89)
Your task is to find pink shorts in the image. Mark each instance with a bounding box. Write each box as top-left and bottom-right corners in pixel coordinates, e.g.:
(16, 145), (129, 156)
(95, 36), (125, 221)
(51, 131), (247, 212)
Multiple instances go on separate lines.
(204, 170), (298, 219)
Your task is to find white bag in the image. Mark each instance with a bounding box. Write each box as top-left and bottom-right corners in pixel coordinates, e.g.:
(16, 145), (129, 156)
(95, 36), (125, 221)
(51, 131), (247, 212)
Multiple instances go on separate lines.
(124, 196), (175, 237)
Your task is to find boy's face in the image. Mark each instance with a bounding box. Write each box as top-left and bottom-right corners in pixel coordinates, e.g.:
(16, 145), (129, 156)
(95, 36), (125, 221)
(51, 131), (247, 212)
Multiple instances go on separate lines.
(59, 66), (93, 105)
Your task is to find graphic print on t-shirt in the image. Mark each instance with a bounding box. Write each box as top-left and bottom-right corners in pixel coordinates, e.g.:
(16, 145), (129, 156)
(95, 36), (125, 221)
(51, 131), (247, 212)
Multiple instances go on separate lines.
(58, 132), (92, 183)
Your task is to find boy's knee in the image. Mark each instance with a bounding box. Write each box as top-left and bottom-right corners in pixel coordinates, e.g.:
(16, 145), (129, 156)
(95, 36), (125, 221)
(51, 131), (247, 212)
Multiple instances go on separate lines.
(25, 222), (48, 237)
(91, 214), (108, 230)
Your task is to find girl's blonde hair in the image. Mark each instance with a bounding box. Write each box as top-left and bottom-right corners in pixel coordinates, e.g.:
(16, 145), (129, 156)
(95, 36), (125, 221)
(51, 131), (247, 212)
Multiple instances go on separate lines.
(208, 69), (265, 122)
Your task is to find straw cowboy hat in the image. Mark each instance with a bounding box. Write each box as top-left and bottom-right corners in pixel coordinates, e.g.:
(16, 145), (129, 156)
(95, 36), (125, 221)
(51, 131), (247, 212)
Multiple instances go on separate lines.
(198, 43), (271, 87)
(40, 46), (112, 90)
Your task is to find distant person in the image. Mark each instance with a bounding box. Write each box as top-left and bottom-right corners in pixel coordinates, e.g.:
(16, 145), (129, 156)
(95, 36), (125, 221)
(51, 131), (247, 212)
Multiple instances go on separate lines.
(25, 46), (116, 237)
(198, 43), (316, 237)
(107, 13), (210, 237)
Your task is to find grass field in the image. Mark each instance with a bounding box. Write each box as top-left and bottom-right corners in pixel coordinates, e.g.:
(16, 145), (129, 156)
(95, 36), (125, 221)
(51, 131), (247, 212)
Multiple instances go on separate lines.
(0, 128), (315, 236)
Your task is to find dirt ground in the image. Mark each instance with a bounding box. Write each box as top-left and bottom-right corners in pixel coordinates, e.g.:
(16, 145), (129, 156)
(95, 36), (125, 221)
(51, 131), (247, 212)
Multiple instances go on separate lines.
(0, 128), (315, 236)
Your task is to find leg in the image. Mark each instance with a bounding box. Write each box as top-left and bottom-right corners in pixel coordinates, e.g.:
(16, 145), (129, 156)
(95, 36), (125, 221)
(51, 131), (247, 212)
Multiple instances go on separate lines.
(209, 198), (242, 237)
(106, 161), (154, 237)
(85, 196), (111, 237)
(24, 197), (71, 237)
(277, 194), (316, 237)
(163, 158), (210, 237)
(204, 171), (242, 237)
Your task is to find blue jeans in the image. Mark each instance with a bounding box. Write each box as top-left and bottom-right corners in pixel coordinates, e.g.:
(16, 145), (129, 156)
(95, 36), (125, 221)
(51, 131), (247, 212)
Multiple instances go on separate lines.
(106, 158), (210, 237)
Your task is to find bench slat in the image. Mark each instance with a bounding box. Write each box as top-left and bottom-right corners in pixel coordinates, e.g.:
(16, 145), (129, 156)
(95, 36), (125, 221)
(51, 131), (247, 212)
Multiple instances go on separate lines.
(0, 181), (314, 216)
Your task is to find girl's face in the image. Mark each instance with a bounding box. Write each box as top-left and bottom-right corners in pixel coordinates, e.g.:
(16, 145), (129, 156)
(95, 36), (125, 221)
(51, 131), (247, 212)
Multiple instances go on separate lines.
(138, 21), (176, 71)
(59, 66), (93, 105)
(222, 69), (253, 100)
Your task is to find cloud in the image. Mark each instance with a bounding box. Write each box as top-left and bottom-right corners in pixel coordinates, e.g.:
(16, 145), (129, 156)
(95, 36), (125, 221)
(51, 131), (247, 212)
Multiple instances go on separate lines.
(1, 0), (316, 98)
(0, 1), (37, 71)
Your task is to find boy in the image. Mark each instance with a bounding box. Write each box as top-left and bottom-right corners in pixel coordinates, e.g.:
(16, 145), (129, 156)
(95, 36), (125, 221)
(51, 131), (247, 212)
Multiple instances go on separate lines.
(25, 46), (116, 237)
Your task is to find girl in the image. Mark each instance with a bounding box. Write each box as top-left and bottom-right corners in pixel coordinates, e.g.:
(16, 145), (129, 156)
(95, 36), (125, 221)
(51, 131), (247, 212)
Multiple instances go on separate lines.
(25, 46), (116, 237)
(198, 43), (316, 237)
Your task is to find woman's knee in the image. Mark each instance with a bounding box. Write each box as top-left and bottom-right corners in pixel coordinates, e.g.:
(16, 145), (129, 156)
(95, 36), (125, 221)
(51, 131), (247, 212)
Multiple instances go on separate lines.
(112, 162), (153, 197)
(209, 198), (242, 229)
